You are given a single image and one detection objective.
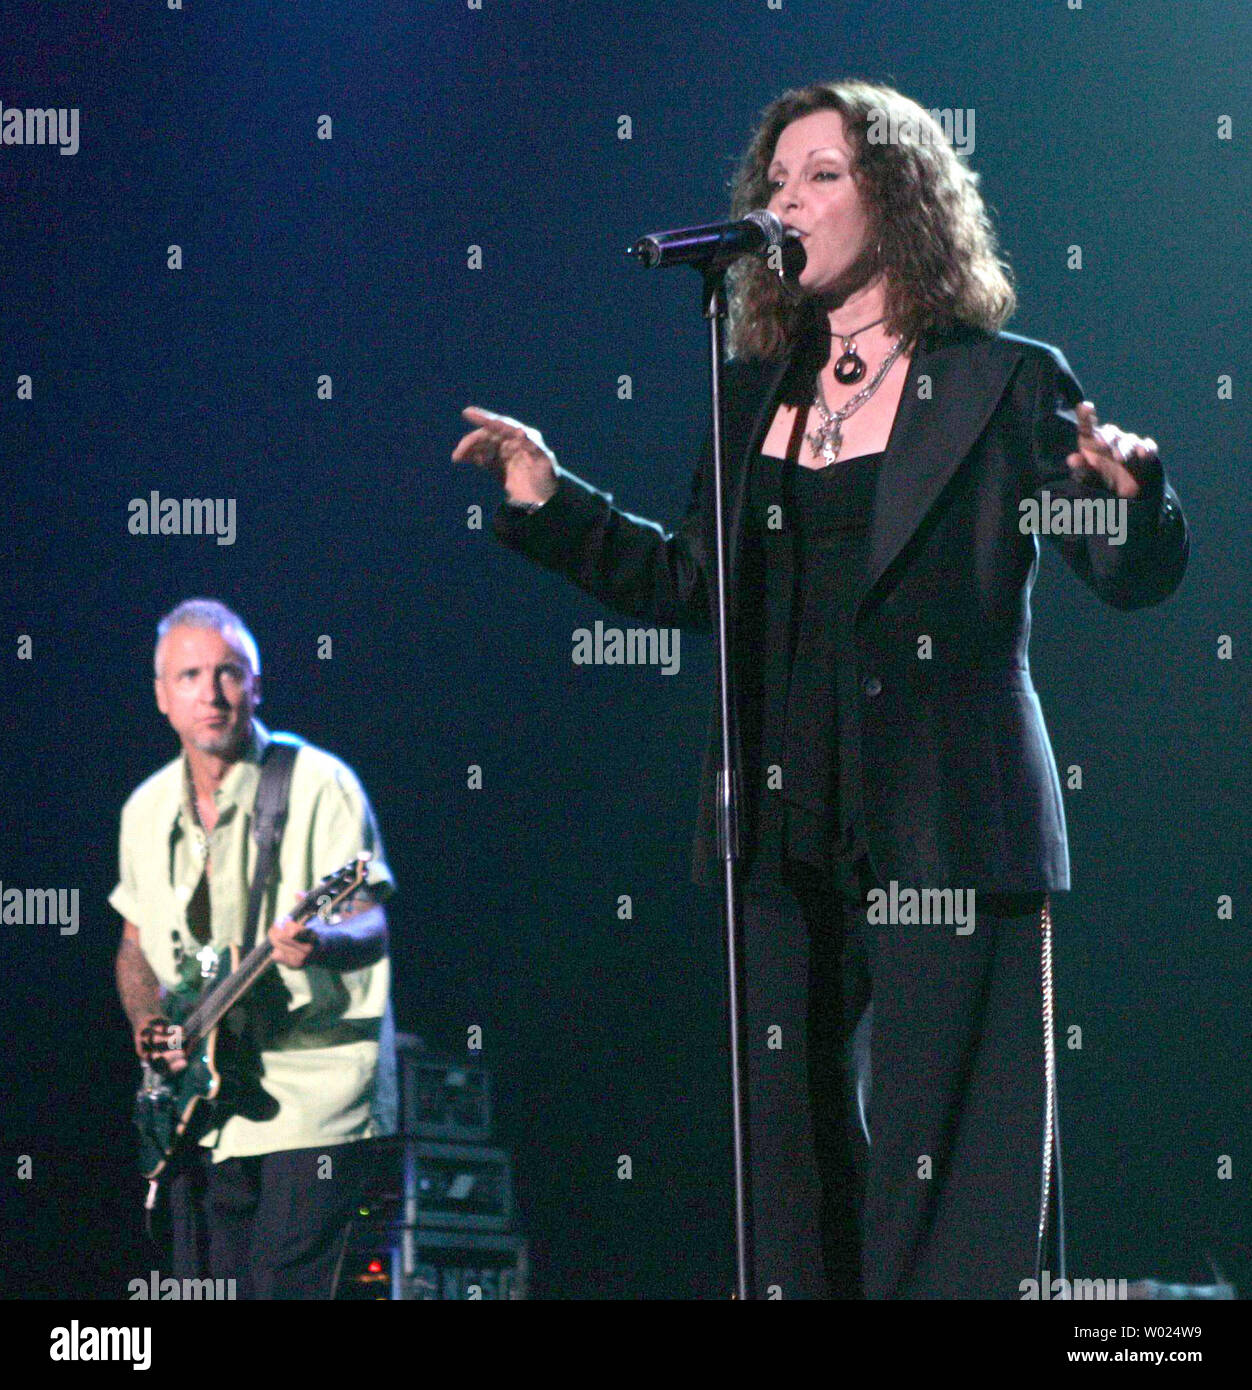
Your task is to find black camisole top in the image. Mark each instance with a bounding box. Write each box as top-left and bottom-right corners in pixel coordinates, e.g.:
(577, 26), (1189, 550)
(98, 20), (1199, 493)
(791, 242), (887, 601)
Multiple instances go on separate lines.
(741, 445), (884, 900)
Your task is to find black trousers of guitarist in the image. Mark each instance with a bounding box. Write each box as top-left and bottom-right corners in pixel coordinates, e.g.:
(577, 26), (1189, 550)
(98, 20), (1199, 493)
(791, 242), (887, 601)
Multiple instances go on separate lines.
(743, 850), (1050, 1301)
(167, 1140), (379, 1299)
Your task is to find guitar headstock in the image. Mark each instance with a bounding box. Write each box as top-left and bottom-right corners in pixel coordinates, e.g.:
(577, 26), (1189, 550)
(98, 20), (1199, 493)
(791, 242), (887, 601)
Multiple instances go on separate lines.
(291, 852), (373, 927)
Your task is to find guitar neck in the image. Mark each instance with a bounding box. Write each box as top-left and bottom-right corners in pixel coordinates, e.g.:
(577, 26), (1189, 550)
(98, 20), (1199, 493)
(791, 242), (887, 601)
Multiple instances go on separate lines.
(182, 938), (276, 1052)
(172, 853), (370, 1055)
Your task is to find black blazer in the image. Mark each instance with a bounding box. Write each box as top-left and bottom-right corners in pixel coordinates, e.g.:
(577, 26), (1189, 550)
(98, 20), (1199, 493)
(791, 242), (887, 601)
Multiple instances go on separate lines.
(493, 320), (1189, 892)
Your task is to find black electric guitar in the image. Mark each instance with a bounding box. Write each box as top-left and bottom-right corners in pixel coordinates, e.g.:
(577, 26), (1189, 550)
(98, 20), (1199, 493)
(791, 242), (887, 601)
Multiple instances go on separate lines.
(133, 852), (372, 1208)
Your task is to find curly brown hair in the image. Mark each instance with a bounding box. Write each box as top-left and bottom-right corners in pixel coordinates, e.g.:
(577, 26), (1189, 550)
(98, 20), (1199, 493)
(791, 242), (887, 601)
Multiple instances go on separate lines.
(725, 79), (1016, 361)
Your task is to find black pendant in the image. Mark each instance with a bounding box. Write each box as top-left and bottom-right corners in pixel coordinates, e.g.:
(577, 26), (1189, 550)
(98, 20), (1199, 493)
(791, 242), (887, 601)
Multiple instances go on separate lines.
(834, 349), (866, 385)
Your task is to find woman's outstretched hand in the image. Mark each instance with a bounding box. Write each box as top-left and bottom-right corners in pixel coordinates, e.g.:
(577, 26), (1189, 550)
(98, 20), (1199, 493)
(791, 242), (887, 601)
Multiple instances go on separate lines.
(1066, 401), (1159, 500)
(453, 406), (559, 507)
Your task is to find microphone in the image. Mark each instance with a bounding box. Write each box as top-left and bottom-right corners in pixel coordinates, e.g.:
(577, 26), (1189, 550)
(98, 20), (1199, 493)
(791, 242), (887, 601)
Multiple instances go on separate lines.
(626, 209), (805, 275)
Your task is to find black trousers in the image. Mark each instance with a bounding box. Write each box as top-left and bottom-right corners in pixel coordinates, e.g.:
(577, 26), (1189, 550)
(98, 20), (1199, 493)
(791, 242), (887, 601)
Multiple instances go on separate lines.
(743, 853), (1051, 1299)
(168, 1140), (378, 1299)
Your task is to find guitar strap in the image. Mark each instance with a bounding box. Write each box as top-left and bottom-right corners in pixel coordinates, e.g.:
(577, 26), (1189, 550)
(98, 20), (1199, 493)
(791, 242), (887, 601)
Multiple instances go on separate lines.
(243, 735), (303, 951)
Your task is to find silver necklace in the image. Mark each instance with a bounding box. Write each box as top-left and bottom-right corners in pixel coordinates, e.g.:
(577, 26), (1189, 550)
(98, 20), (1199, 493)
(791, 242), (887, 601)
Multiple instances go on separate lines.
(806, 335), (909, 467)
(184, 759), (210, 863)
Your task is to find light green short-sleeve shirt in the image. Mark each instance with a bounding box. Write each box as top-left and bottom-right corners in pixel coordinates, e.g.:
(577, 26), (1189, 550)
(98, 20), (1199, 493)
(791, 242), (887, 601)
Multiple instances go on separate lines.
(110, 719), (397, 1161)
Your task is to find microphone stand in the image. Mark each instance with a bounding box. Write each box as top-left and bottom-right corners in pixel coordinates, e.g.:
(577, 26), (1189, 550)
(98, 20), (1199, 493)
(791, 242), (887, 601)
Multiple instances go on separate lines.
(698, 262), (755, 1300)
(628, 215), (799, 1300)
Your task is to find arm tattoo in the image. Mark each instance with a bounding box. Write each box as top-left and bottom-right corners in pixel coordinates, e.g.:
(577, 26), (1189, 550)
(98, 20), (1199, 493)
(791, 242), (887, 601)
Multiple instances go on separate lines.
(116, 936), (163, 1030)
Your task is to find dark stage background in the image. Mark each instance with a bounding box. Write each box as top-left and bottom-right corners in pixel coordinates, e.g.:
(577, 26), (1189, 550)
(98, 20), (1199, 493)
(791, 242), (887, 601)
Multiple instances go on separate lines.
(1, 0), (1248, 1299)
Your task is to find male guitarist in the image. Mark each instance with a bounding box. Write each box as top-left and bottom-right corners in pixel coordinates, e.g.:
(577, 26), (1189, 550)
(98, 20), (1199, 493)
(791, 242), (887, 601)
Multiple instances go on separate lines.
(112, 598), (397, 1299)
